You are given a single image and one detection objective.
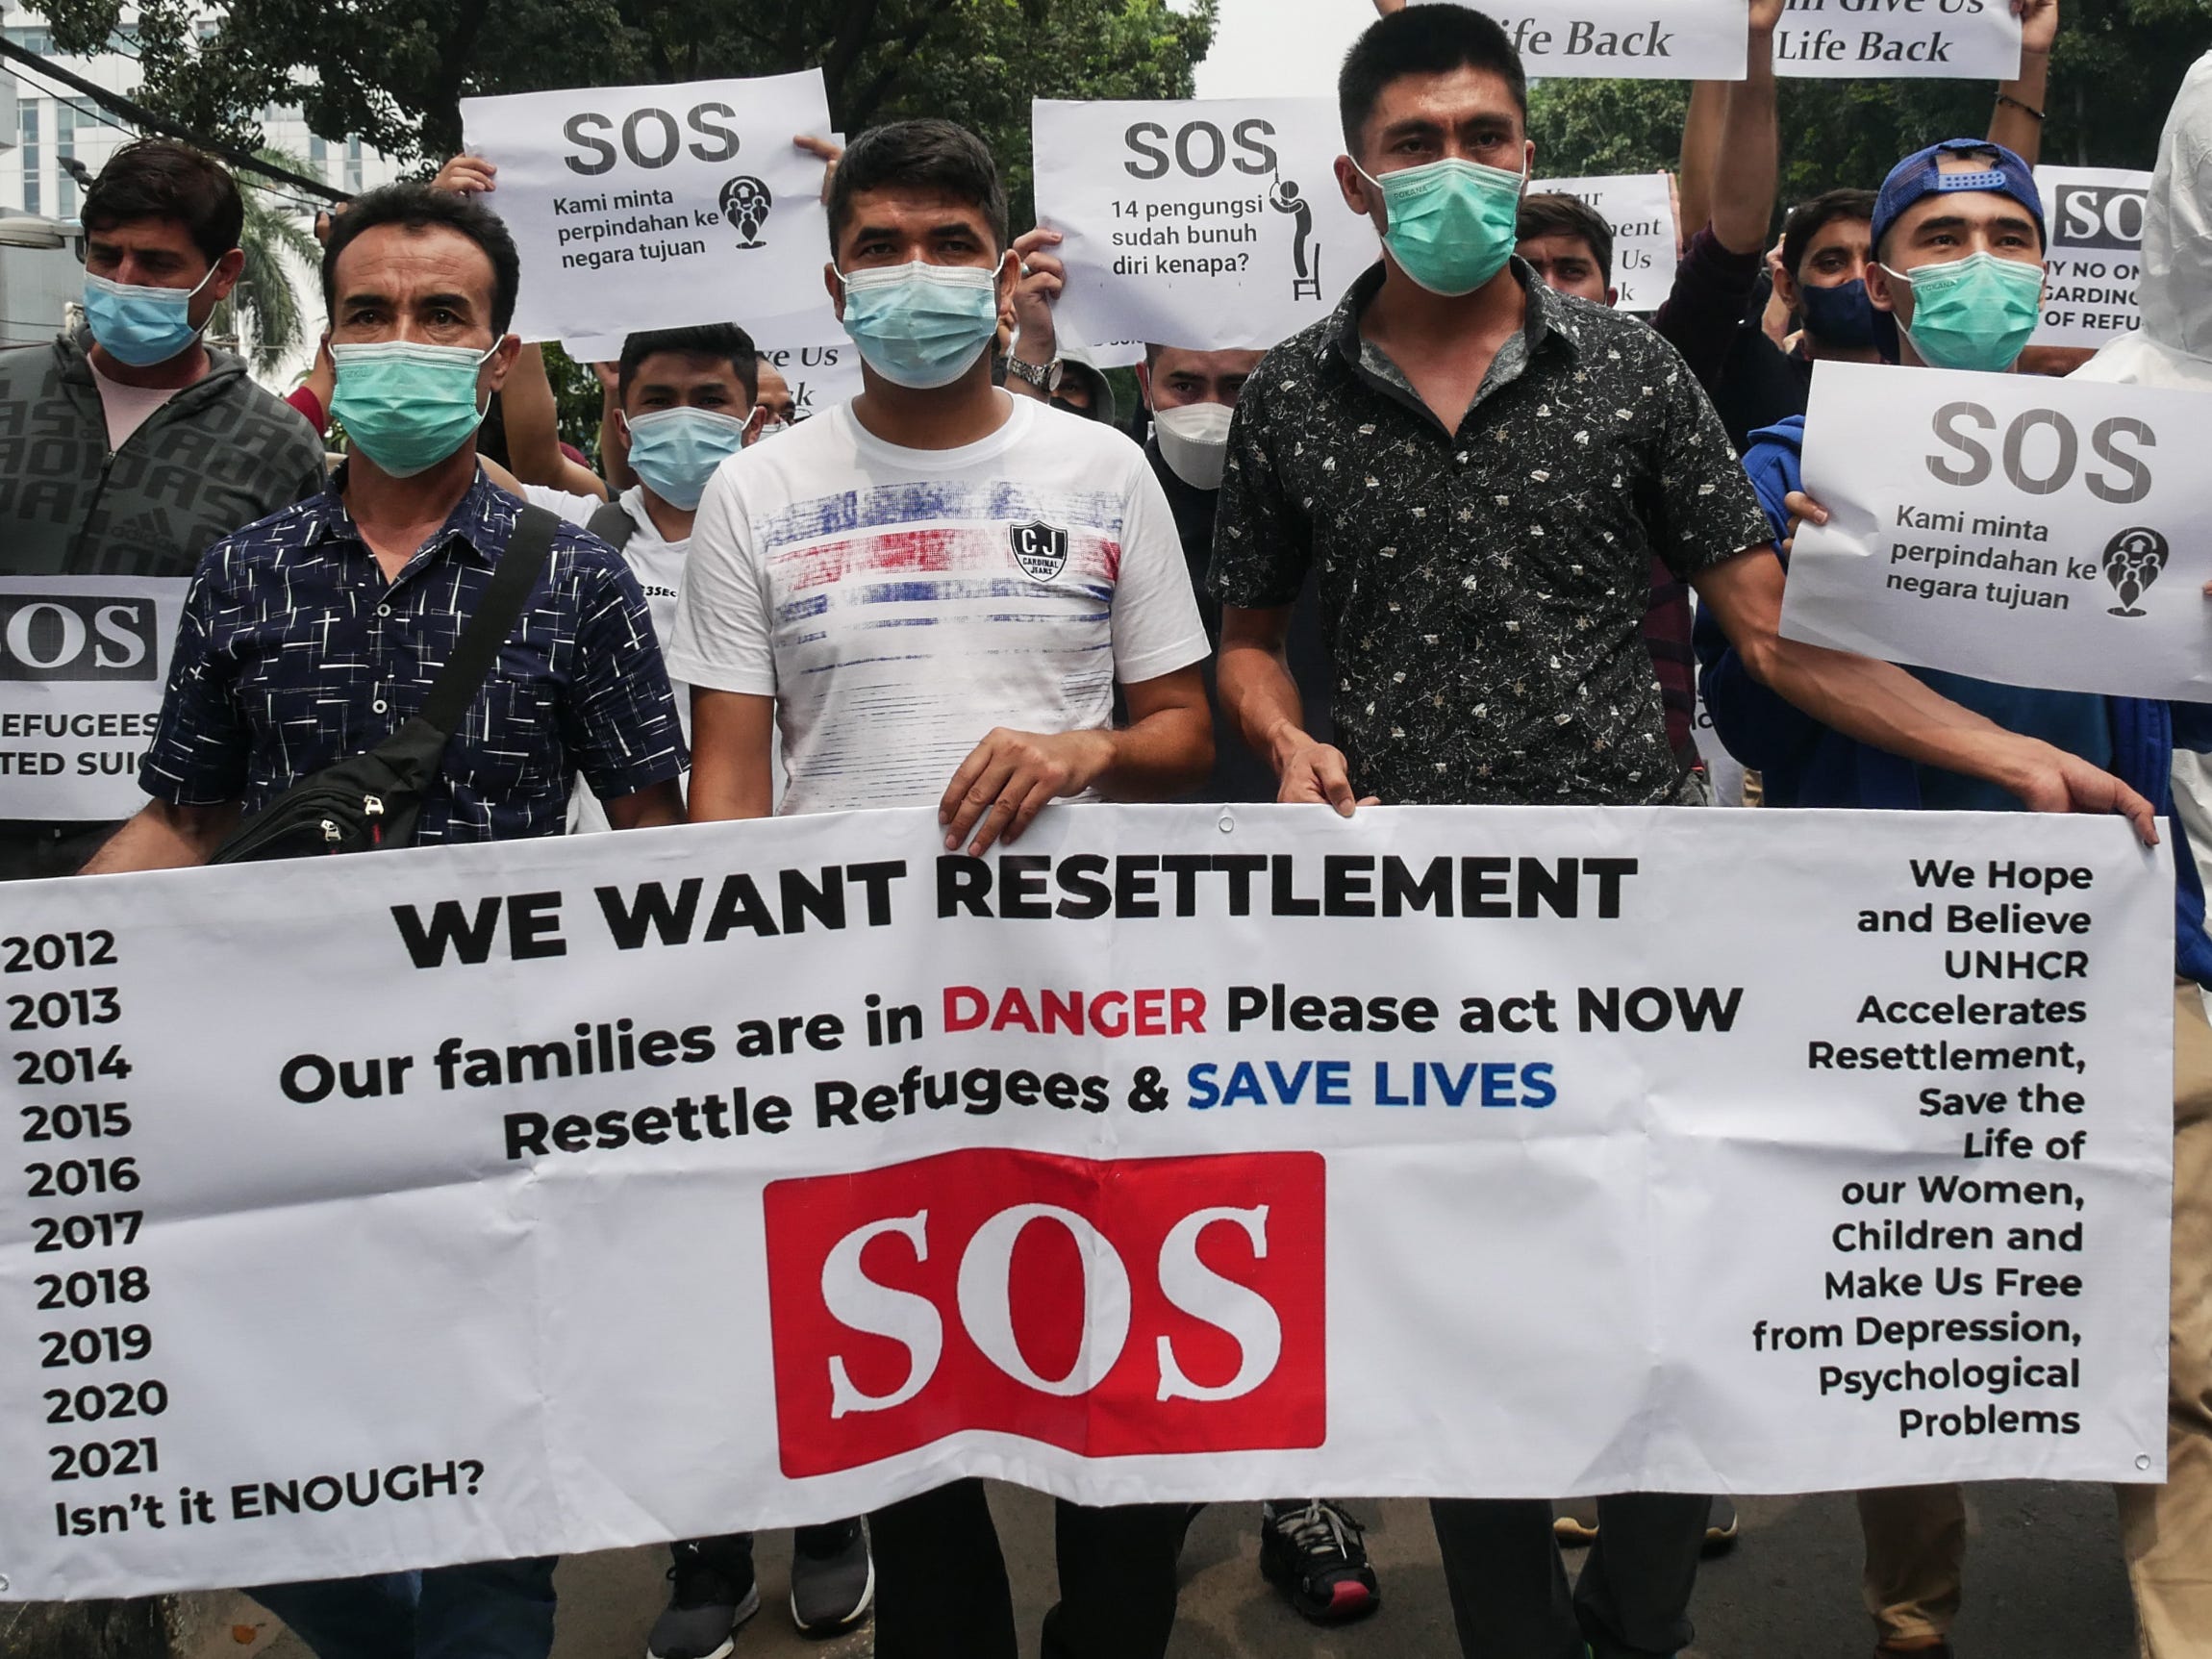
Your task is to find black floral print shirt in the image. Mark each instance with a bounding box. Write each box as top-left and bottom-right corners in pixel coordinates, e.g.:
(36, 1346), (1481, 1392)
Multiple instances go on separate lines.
(1209, 260), (1772, 807)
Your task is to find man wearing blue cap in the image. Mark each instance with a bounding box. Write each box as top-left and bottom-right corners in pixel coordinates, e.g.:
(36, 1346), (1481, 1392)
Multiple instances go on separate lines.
(1698, 138), (2212, 1659)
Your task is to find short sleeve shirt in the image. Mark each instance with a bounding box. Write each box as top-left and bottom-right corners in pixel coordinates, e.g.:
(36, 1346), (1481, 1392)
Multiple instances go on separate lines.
(140, 470), (686, 842)
(667, 396), (1208, 817)
(1209, 260), (1771, 808)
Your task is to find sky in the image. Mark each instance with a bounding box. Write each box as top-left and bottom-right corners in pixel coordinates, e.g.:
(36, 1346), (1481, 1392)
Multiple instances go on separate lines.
(1189, 0), (1374, 101)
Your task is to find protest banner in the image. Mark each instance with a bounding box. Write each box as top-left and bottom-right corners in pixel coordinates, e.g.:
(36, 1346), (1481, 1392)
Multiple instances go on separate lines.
(755, 328), (866, 415)
(1526, 173), (1677, 312)
(2036, 167), (2152, 349)
(1778, 360), (2212, 699)
(0, 578), (184, 822)
(1411, 1), (1750, 80)
(1034, 98), (1380, 354)
(1775, 2), (2021, 79)
(459, 73), (836, 347)
(0, 802), (2173, 1600)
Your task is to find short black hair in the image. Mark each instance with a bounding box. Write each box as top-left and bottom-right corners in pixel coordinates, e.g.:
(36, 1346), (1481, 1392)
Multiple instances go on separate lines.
(1340, 8), (1527, 156)
(82, 138), (242, 266)
(618, 324), (760, 405)
(322, 182), (521, 337)
(1517, 194), (1614, 286)
(1782, 189), (1878, 282)
(827, 119), (1008, 254)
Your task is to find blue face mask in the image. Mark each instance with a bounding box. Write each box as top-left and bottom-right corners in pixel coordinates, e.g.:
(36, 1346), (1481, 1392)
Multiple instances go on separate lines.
(837, 259), (1006, 390)
(330, 340), (498, 478)
(1884, 252), (2045, 373)
(1355, 156), (1525, 296)
(82, 266), (219, 367)
(622, 405), (754, 511)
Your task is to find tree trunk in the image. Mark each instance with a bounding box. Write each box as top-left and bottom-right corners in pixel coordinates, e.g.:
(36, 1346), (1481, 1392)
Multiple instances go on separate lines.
(0, 1597), (171, 1659)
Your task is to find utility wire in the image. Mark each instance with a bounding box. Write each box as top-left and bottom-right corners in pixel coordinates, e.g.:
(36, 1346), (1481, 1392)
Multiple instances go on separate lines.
(0, 35), (347, 204)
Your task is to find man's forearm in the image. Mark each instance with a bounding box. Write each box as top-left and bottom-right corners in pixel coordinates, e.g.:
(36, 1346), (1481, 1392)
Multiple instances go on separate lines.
(1094, 708), (1214, 800)
(79, 800), (236, 874)
(1991, 50), (2051, 167)
(1219, 639), (1314, 777)
(1745, 635), (2035, 787)
(1708, 29), (1780, 255)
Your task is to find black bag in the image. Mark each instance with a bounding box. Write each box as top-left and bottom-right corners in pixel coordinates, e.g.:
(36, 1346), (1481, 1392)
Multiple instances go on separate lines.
(585, 497), (637, 551)
(209, 506), (561, 864)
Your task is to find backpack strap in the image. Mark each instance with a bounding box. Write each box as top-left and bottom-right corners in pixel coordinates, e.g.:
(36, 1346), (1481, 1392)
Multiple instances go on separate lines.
(417, 504), (560, 737)
(586, 497), (637, 552)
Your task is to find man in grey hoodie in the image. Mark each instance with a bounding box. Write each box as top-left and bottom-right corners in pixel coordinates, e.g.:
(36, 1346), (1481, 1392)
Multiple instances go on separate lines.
(0, 138), (327, 879)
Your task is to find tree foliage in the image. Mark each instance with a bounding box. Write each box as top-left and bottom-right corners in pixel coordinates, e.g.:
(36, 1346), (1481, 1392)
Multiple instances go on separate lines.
(1530, 0), (2212, 207)
(206, 147), (320, 375)
(33, 0), (1213, 223)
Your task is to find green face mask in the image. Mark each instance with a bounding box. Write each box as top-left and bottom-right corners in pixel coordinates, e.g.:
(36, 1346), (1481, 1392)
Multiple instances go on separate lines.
(1883, 252), (2045, 373)
(1356, 156), (1525, 296)
(330, 340), (498, 478)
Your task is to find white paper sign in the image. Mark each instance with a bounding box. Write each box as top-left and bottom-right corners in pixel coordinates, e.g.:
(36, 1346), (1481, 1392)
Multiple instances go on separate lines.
(756, 329), (865, 417)
(1527, 173), (1678, 313)
(0, 578), (183, 821)
(460, 73), (836, 347)
(2036, 167), (2153, 349)
(1780, 361), (2212, 699)
(1034, 98), (1380, 353)
(1775, 1), (2021, 79)
(0, 803), (2174, 1600)
(1413, 1), (1750, 80)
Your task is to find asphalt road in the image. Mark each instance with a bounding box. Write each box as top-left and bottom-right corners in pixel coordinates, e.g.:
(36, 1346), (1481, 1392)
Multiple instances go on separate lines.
(225, 1480), (2137, 1659)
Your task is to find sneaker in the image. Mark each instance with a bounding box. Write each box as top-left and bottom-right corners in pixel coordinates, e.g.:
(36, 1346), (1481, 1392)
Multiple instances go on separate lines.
(1703, 1496), (1741, 1558)
(1259, 1499), (1381, 1623)
(790, 1517), (873, 1634)
(647, 1535), (760, 1659)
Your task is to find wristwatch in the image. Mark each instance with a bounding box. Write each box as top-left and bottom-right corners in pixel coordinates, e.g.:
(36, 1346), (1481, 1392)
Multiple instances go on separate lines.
(1005, 355), (1064, 394)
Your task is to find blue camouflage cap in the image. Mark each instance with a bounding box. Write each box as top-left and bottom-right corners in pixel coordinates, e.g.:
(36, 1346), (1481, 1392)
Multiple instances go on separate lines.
(1871, 138), (2047, 260)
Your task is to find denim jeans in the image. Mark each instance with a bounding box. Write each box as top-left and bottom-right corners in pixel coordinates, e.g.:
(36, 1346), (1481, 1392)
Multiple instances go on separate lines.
(248, 1557), (557, 1659)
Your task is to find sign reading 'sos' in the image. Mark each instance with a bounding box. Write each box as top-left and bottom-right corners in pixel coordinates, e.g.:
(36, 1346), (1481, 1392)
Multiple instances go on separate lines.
(765, 1148), (1326, 1475)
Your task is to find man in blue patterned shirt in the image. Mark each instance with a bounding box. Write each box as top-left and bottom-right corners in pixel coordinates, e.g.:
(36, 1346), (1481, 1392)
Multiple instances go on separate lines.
(80, 181), (683, 1659)
(86, 182), (685, 875)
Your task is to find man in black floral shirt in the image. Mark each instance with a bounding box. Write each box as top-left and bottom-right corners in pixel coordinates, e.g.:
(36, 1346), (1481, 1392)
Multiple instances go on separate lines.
(1209, 11), (2155, 1659)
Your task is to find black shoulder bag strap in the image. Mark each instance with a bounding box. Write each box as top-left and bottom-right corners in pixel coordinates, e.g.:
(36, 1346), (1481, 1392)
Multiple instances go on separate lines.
(585, 497), (637, 552)
(209, 505), (562, 863)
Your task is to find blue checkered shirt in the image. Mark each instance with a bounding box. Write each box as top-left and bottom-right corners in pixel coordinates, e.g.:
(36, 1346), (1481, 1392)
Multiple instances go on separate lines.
(141, 469), (686, 842)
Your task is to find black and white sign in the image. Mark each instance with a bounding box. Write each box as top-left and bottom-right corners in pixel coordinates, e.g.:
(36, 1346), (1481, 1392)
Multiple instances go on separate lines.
(0, 578), (183, 821)
(1034, 98), (1380, 353)
(2036, 167), (2153, 349)
(1412, 1), (1750, 80)
(1775, 2), (2021, 79)
(460, 73), (836, 346)
(1780, 361), (2212, 698)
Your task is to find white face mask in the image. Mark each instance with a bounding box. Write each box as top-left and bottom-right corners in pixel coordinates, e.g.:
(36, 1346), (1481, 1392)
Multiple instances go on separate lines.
(1150, 400), (1234, 491)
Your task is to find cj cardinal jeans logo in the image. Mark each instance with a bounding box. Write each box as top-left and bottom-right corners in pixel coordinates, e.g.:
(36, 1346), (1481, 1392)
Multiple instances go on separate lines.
(765, 1148), (1325, 1476)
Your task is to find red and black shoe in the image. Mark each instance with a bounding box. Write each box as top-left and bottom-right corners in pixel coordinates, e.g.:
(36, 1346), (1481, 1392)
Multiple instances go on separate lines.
(1259, 1499), (1381, 1624)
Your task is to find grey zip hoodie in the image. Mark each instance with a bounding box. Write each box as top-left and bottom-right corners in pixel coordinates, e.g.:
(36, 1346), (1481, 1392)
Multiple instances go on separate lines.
(0, 326), (327, 578)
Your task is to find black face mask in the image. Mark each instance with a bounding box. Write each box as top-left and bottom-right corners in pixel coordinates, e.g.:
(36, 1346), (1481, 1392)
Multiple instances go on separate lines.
(1798, 277), (1892, 353)
(1050, 395), (1097, 420)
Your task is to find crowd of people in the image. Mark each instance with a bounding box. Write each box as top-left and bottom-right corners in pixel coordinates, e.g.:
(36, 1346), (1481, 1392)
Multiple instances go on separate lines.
(4, 0), (2210, 1654)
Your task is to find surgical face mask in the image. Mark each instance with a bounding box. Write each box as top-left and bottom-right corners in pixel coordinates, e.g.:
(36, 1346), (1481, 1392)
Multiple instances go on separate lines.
(622, 405), (753, 510)
(1797, 277), (1886, 351)
(1355, 156), (1525, 296)
(329, 340), (498, 478)
(755, 417), (792, 440)
(1882, 252), (2045, 373)
(836, 259), (1005, 390)
(82, 265), (219, 367)
(1151, 400), (1234, 491)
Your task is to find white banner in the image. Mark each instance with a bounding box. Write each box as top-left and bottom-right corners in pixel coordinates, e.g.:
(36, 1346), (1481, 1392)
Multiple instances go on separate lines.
(1034, 98), (1380, 354)
(1779, 361), (2212, 699)
(1527, 173), (1677, 313)
(0, 804), (2173, 1600)
(0, 578), (183, 822)
(2036, 167), (2153, 349)
(755, 329), (865, 417)
(460, 73), (836, 347)
(1413, 1), (1750, 79)
(1775, 3), (2021, 78)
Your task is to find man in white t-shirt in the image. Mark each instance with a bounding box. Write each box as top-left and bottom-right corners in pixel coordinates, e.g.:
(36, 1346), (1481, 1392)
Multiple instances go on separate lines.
(669, 118), (1211, 1659)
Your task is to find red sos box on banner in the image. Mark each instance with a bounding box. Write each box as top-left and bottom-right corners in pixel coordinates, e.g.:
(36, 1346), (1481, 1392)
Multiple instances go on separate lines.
(764, 1149), (1326, 1476)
